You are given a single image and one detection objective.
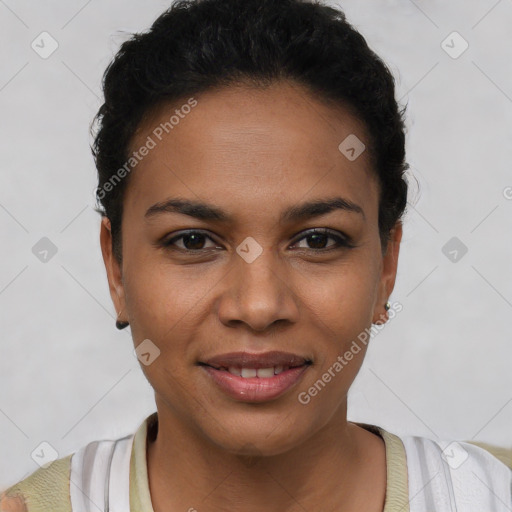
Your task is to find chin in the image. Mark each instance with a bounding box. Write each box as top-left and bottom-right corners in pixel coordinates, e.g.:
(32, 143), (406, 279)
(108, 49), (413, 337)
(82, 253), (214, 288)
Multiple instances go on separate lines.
(200, 407), (315, 457)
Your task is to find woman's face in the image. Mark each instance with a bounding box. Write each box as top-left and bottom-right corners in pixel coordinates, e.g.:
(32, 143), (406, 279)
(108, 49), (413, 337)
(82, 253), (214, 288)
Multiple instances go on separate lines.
(101, 80), (401, 455)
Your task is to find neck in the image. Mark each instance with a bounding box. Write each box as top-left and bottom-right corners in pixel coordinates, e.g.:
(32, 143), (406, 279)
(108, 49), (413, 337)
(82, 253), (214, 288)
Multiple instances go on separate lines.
(146, 399), (386, 512)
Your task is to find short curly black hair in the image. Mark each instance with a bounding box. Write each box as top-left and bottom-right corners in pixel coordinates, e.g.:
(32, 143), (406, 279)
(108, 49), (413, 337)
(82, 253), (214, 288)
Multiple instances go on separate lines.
(92, 0), (409, 264)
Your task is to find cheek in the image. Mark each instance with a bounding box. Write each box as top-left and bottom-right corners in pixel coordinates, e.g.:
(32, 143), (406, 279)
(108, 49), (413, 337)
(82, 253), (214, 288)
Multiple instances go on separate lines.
(123, 255), (207, 326)
(298, 266), (378, 405)
(122, 266), (200, 394)
(122, 256), (223, 382)
(298, 261), (381, 386)
(304, 256), (380, 324)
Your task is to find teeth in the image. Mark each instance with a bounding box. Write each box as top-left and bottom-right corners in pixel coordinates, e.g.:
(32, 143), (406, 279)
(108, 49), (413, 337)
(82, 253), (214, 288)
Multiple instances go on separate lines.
(240, 368), (257, 378)
(257, 367), (275, 378)
(225, 366), (291, 378)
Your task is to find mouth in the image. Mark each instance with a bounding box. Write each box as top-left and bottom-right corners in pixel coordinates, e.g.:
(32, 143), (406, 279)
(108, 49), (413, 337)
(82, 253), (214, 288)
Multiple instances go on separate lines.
(200, 350), (311, 371)
(198, 351), (312, 402)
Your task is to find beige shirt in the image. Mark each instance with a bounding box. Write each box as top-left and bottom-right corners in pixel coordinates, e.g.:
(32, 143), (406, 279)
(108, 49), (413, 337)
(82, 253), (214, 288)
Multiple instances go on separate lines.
(3, 412), (511, 511)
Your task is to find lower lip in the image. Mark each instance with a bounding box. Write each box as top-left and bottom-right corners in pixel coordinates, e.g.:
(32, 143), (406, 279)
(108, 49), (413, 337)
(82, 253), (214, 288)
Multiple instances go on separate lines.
(201, 365), (310, 403)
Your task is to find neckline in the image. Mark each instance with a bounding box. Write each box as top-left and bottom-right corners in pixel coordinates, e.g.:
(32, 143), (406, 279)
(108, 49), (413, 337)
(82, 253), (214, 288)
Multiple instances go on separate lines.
(131, 413), (409, 512)
(353, 421), (410, 512)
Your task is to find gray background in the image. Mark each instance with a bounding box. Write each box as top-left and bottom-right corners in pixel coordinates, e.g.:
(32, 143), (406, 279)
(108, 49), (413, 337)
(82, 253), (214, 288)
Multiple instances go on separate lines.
(1, 0), (511, 489)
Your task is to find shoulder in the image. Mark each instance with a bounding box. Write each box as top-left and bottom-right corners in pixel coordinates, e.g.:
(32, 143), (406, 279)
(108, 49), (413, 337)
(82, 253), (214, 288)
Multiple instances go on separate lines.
(401, 433), (512, 473)
(395, 431), (512, 508)
(374, 425), (510, 469)
(0, 416), (153, 512)
(0, 454), (72, 512)
(464, 440), (512, 469)
(372, 424), (512, 507)
(395, 431), (512, 475)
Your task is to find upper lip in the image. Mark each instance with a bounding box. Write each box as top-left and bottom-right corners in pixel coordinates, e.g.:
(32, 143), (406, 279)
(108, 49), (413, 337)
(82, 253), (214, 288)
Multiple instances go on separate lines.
(201, 351), (311, 369)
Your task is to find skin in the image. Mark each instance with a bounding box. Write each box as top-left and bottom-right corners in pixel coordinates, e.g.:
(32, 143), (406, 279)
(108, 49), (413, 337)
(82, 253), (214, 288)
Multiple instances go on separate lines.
(0, 493), (27, 512)
(100, 80), (402, 512)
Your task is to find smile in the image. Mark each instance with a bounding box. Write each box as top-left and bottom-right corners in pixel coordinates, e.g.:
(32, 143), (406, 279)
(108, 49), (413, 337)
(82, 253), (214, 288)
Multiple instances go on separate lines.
(199, 351), (312, 402)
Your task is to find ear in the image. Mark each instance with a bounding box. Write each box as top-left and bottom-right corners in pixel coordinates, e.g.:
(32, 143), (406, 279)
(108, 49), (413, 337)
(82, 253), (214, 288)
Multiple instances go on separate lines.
(99, 217), (127, 323)
(372, 221), (402, 325)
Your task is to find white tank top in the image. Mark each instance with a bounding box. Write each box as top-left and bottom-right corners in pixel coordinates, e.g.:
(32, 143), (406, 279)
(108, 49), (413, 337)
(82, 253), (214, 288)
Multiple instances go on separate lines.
(400, 434), (512, 511)
(69, 434), (133, 512)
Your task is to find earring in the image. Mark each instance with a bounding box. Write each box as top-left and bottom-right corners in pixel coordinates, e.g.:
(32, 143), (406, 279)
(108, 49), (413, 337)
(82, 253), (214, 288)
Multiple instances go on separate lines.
(373, 301), (391, 326)
(116, 309), (129, 330)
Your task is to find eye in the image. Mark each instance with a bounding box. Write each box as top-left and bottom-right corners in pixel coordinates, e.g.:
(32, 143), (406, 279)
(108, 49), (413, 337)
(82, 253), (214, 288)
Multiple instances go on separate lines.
(160, 228), (354, 254)
(290, 228), (353, 251)
(163, 230), (221, 251)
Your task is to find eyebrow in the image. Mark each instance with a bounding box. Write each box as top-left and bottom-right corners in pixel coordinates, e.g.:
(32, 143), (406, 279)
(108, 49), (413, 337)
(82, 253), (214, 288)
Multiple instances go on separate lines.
(144, 196), (366, 223)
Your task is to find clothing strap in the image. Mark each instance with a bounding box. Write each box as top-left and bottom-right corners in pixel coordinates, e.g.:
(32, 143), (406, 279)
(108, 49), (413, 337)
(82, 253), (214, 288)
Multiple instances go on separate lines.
(69, 434), (133, 512)
(400, 434), (512, 511)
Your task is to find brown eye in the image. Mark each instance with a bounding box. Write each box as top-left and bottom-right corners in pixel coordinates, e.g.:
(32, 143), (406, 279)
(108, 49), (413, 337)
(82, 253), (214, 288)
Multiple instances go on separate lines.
(303, 232), (331, 249)
(164, 231), (220, 251)
(291, 229), (353, 251)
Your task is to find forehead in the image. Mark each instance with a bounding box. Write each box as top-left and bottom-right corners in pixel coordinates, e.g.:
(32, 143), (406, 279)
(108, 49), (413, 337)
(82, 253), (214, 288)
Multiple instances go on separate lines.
(125, 81), (379, 223)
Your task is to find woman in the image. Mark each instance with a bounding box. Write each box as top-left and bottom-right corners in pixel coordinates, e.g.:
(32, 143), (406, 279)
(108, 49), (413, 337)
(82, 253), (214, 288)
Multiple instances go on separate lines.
(2, 0), (511, 510)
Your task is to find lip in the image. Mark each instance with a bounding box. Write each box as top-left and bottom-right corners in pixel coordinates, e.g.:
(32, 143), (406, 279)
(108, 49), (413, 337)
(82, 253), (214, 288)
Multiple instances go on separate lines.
(201, 365), (310, 402)
(199, 351), (312, 403)
(201, 351), (310, 369)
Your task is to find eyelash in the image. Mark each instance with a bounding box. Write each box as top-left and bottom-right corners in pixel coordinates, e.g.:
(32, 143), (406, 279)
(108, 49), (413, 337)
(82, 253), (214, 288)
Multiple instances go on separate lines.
(161, 228), (355, 253)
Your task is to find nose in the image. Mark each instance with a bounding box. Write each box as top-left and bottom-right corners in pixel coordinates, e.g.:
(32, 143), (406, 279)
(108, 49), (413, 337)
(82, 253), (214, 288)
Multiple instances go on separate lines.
(216, 246), (300, 332)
